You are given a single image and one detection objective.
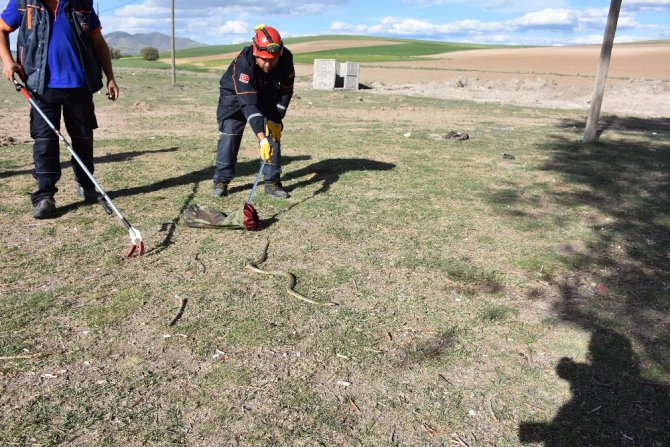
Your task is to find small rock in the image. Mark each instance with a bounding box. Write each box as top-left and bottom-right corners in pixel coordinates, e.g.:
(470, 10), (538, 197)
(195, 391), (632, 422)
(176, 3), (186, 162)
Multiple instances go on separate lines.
(444, 131), (469, 140)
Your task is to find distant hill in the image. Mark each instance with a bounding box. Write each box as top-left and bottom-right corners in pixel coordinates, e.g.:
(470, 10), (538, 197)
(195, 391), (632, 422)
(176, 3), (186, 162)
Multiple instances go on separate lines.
(104, 31), (206, 55)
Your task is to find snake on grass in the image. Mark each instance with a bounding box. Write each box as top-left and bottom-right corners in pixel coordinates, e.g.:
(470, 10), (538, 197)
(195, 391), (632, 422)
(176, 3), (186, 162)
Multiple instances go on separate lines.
(245, 239), (337, 307)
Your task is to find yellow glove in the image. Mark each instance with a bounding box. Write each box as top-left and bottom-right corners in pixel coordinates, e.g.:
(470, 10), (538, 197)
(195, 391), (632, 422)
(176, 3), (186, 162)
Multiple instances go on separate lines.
(265, 120), (283, 143)
(259, 138), (273, 162)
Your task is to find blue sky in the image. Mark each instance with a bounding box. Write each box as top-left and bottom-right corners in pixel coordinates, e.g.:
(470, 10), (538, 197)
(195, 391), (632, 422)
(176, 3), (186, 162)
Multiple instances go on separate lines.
(94, 0), (670, 46)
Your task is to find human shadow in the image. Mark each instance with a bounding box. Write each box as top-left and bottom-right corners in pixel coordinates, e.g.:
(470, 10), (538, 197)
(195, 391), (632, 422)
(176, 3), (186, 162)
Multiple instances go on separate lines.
(101, 155), (311, 201)
(0, 147), (178, 180)
(519, 328), (670, 446)
(262, 157), (397, 224)
(54, 156), (310, 245)
(146, 181), (200, 256)
(91, 156), (394, 249)
(282, 157), (396, 195)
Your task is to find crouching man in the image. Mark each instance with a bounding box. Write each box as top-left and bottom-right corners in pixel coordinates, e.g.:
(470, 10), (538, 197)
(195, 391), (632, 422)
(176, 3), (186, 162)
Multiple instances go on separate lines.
(212, 24), (294, 199)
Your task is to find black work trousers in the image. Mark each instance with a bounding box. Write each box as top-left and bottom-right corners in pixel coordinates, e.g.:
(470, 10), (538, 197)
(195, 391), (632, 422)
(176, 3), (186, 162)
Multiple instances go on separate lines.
(213, 111), (281, 184)
(29, 88), (98, 204)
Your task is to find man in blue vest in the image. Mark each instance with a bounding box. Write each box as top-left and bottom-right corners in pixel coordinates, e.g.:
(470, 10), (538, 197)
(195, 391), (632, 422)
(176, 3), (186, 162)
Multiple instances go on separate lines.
(0, 0), (118, 218)
(212, 24), (295, 199)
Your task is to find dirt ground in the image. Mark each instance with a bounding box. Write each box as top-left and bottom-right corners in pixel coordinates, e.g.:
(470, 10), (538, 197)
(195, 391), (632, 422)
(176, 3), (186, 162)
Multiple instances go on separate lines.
(177, 40), (670, 118)
(293, 42), (670, 118)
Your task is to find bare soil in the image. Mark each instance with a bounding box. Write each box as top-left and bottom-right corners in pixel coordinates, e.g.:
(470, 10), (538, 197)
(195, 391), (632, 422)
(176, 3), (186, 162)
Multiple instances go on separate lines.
(293, 42), (670, 118)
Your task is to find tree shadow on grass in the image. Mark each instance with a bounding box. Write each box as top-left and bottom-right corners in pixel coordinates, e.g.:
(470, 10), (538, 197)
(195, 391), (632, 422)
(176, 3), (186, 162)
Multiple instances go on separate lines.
(511, 116), (670, 445)
(560, 115), (670, 136)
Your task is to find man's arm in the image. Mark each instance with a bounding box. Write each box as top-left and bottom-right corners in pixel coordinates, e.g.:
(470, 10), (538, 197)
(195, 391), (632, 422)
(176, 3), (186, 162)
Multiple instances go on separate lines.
(0, 29), (23, 81)
(0, 0), (23, 82)
(89, 31), (118, 100)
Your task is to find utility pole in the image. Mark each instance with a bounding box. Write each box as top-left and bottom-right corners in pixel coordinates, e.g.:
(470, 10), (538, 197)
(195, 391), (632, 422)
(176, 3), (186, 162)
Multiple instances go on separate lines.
(583, 0), (621, 143)
(171, 0), (176, 86)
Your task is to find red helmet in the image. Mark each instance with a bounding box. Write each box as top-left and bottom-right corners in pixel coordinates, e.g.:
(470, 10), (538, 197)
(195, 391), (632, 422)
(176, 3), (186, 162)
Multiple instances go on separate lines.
(252, 24), (283, 59)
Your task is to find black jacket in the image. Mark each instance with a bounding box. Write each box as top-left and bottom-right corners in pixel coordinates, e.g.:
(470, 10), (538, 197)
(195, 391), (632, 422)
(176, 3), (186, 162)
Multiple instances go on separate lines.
(217, 45), (295, 135)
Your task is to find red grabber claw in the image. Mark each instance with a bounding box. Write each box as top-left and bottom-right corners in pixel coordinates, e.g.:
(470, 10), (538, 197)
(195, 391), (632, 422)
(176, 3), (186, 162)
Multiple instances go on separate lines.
(125, 226), (144, 258)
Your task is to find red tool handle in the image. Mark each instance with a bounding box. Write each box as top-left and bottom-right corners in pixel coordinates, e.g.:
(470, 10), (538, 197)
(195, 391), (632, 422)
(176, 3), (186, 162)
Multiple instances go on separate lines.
(13, 79), (31, 100)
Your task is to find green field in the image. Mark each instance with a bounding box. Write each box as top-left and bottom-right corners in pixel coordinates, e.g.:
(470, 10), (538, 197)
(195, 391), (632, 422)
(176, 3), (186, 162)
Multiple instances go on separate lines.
(152, 35), (510, 66)
(291, 40), (503, 63)
(0, 66), (668, 446)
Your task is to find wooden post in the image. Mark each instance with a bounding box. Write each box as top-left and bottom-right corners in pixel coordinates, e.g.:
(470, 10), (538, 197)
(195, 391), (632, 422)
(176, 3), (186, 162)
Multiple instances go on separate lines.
(584, 0), (622, 142)
(171, 0), (176, 86)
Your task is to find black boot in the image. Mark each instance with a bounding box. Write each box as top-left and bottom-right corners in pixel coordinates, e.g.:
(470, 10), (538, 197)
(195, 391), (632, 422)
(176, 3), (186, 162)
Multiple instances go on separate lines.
(212, 180), (229, 197)
(76, 184), (99, 204)
(264, 181), (289, 199)
(32, 197), (56, 219)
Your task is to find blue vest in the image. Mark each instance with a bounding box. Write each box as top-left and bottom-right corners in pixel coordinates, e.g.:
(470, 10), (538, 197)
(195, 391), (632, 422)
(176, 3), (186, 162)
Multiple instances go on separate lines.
(15, 0), (102, 94)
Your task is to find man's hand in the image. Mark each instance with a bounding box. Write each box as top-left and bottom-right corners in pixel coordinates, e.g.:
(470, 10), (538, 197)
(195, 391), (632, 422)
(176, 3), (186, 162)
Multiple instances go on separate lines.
(106, 78), (119, 101)
(265, 120), (283, 143)
(2, 61), (25, 82)
(259, 138), (273, 162)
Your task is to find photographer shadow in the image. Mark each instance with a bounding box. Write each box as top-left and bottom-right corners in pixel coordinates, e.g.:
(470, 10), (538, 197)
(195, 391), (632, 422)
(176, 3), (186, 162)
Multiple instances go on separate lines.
(519, 328), (670, 446)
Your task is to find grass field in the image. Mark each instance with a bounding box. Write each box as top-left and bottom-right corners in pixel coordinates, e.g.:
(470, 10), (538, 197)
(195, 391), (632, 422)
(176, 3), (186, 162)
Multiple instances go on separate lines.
(290, 41), (504, 64)
(0, 67), (668, 446)
(152, 35), (508, 69)
(162, 35), (503, 60)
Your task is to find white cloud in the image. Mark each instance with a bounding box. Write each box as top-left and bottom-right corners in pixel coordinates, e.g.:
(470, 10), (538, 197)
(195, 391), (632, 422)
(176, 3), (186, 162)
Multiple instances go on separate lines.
(401, 0), (572, 13)
(98, 1), (668, 47)
(624, 0), (670, 12)
(482, 0), (570, 13)
(218, 20), (250, 35)
(105, 0), (347, 43)
(328, 5), (661, 46)
(508, 9), (580, 29)
(401, 0), (465, 4)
